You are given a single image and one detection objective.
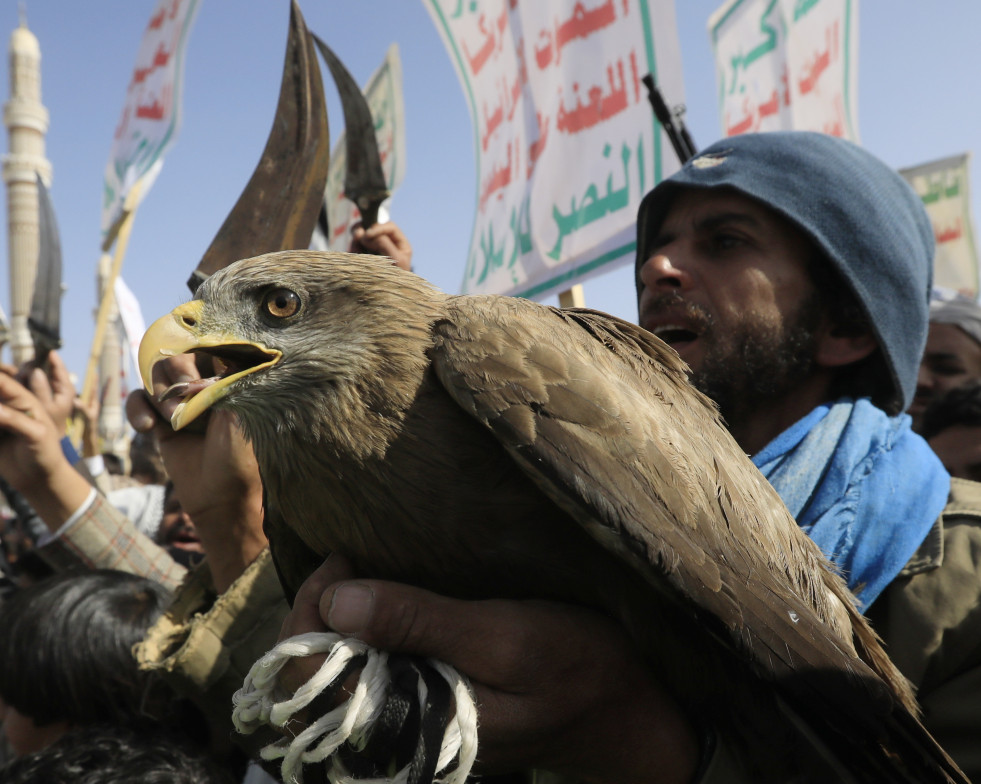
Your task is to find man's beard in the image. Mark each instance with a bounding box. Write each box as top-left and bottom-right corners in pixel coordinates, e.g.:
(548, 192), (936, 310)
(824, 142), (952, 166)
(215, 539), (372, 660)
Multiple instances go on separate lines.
(646, 292), (825, 430)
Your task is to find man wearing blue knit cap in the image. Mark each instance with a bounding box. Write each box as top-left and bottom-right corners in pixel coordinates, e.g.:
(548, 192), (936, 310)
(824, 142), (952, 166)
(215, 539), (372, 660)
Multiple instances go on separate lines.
(633, 131), (981, 780)
(635, 130), (946, 610)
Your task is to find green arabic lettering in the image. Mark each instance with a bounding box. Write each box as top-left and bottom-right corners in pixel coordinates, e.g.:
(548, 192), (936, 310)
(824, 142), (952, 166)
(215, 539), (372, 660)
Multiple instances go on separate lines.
(448, 0), (477, 19)
(607, 142), (632, 214)
(508, 195), (532, 270)
(476, 222), (505, 286)
(922, 175), (944, 205)
(793, 0), (821, 23)
(547, 142), (631, 260)
(726, 0), (780, 95)
(464, 246), (478, 286)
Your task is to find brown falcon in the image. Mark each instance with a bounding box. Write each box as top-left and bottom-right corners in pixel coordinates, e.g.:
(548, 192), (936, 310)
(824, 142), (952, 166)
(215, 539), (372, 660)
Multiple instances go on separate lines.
(139, 250), (967, 783)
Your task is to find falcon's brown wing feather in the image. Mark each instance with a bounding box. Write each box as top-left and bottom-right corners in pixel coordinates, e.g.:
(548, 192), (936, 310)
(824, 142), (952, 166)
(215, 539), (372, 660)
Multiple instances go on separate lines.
(430, 296), (963, 782)
(433, 298), (857, 671)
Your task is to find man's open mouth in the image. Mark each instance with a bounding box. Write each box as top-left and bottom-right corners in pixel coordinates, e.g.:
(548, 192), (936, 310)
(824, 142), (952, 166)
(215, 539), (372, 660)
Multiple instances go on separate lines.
(649, 325), (699, 347)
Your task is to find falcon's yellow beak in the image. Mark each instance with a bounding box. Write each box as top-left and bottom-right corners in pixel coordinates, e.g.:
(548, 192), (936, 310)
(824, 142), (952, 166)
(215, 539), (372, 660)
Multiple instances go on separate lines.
(138, 300), (282, 430)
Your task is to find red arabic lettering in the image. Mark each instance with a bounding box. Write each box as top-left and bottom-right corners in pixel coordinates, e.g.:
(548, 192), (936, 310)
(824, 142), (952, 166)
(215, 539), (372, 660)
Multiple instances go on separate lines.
(757, 89), (779, 119)
(332, 219), (352, 241)
(481, 99), (504, 151)
(554, 0), (616, 63)
(148, 7), (165, 30)
(799, 24), (837, 95)
(463, 14), (497, 75)
(725, 97), (754, 136)
(479, 142), (513, 211)
(556, 57), (629, 134)
(534, 30), (553, 69)
(496, 6), (507, 48)
(936, 218), (963, 244)
(527, 113), (549, 177)
(135, 84), (171, 121)
(153, 43), (171, 68)
(822, 93), (846, 137)
(536, 0), (616, 69)
(136, 99), (165, 120)
(629, 50), (640, 104)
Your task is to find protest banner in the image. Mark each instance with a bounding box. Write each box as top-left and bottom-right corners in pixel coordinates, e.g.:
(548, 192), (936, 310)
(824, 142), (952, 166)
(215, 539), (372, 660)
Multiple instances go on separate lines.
(424, 0), (685, 299)
(901, 154), (981, 299)
(709, 0), (859, 141)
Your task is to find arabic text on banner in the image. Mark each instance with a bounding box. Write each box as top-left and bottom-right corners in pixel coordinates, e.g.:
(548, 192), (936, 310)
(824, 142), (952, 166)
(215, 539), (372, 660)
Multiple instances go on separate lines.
(101, 0), (202, 240)
(709, 0), (859, 141)
(424, 0), (685, 299)
(901, 154), (981, 300)
(314, 43), (408, 252)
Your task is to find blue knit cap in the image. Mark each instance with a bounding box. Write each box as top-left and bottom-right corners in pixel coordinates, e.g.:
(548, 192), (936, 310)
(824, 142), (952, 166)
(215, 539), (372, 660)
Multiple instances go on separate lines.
(635, 131), (934, 414)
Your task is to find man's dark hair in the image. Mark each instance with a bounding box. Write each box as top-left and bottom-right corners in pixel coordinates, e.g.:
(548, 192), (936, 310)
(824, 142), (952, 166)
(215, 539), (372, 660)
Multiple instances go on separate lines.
(0, 724), (234, 784)
(920, 381), (981, 441)
(0, 570), (184, 729)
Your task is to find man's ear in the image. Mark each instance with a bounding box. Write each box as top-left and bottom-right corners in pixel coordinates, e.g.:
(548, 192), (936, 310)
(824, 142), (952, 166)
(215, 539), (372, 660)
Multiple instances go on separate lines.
(815, 322), (878, 368)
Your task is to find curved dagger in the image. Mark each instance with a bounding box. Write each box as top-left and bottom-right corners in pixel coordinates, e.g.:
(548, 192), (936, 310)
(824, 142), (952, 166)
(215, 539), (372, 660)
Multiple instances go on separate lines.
(187, 0), (330, 293)
(312, 34), (390, 230)
(29, 174), (63, 368)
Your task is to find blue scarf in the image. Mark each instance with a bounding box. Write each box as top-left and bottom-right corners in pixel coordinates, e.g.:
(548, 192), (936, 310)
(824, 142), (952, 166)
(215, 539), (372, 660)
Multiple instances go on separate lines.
(751, 399), (950, 610)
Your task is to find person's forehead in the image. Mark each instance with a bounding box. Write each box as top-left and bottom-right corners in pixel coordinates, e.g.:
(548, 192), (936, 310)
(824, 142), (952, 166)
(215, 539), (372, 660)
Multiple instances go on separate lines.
(659, 186), (790, 232)
(926, 322), (981, 354)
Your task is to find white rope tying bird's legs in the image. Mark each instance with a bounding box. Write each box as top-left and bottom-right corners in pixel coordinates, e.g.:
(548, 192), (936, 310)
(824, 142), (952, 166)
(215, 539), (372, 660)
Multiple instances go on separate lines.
(232, 632), (479, 784)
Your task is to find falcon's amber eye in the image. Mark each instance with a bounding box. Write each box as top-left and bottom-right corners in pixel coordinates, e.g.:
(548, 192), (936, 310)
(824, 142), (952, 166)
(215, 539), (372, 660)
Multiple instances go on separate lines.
(263, 288), (301, 319)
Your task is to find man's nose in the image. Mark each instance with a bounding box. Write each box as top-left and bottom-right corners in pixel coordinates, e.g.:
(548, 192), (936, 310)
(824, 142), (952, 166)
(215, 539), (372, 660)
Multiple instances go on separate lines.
(638, 252), (693, 292)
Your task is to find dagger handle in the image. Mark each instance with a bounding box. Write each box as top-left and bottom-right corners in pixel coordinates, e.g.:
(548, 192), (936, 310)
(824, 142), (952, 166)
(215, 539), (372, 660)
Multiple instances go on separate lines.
(359, 201), (381, 231)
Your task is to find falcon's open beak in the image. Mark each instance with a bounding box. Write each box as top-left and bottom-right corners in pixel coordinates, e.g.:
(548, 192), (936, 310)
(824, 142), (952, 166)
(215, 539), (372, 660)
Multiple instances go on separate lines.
(139, 300), (282, 430)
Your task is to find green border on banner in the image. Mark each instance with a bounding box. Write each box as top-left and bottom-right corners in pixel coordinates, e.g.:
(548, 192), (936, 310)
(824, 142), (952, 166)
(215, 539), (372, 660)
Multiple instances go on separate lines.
(427, 0), (660, 299)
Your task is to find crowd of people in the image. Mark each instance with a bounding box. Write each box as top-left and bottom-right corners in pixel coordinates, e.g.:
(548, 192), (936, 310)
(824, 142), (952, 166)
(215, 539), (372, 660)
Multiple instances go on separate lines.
(0, 131), (980, 783)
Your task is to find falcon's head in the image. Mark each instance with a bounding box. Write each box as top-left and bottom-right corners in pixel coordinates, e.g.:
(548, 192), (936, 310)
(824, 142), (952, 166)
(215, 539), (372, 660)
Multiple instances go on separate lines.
(139, 251), (439, 436)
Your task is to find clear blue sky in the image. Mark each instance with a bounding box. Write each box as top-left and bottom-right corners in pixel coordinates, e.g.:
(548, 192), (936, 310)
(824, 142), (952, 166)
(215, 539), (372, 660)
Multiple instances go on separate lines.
(3, 1), (980, 391)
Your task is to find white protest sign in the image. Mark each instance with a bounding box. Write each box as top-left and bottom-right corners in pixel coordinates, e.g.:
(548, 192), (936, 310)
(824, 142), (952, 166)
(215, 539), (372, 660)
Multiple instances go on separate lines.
(425, 0), (685, 298)
(102, 0), (202, 240)
(901, 154), (981, 299)
(709, 0), (859, 141)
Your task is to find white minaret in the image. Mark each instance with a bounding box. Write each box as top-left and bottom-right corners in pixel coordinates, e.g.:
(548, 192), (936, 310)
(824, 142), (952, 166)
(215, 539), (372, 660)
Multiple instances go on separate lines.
(2, 8), (50, 366)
